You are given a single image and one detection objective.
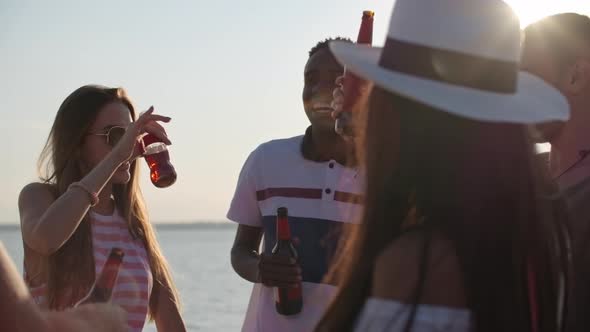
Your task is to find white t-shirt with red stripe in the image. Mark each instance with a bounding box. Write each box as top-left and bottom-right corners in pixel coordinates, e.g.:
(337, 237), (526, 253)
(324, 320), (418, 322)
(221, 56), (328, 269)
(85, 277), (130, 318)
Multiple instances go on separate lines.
(28, 208), (153, 332)
(227, 134), (363, 332)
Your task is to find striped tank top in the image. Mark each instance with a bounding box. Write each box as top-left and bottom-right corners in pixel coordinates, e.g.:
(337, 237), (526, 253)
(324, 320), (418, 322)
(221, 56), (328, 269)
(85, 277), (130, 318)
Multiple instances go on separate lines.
(28, 208), (153, 332)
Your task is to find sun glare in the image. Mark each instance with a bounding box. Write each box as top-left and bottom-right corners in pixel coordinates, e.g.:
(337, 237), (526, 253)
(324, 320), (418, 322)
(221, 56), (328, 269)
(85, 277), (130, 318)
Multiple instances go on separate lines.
(505, 0), (590, 27)
(506, 1), (552, 27)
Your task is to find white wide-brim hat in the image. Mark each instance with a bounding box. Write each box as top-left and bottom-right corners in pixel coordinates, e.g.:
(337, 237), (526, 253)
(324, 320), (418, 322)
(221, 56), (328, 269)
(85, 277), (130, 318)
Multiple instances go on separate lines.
(330, 0), (570, 124)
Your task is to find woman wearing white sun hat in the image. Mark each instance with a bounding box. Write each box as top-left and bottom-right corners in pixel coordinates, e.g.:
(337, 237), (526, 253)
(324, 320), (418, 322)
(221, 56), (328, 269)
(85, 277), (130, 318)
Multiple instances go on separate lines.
(315, 0), (570, 331)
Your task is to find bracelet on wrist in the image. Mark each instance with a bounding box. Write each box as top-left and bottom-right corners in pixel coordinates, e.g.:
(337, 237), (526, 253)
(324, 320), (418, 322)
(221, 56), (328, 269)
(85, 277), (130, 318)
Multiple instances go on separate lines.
(68, 182), (99, 207)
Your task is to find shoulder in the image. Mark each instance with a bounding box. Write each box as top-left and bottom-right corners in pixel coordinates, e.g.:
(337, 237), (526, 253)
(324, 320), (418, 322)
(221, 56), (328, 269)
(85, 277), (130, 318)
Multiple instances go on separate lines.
(256, 135), (303, 155)
(19, 183), (57, 238)
(372, 228), (467, 307)
(19, 182), (56, 207)
(242, 135), (304, 170)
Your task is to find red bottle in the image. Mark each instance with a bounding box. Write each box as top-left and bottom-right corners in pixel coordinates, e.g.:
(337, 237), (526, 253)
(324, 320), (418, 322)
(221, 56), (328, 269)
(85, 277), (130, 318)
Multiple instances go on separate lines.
(142, 134), (177, 188)
(335, 10), (374, 137)
(273, 207), (303, 315)
(75, 248), (124, 306)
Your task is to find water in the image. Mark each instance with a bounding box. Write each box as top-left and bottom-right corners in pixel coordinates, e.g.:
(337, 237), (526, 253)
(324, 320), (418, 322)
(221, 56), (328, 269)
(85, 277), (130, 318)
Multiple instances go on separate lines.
(0, 223), (251, 331)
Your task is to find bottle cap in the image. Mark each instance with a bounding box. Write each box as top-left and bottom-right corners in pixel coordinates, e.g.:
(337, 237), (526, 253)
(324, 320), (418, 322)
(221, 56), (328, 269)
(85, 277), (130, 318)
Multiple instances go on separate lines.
(108, 248), (125, 262)
(277, 207), (288, 218)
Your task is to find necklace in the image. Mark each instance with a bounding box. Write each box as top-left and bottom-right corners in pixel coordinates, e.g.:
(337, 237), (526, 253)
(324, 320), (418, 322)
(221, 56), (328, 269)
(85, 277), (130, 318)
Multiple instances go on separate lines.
(554, 150), (590, 180)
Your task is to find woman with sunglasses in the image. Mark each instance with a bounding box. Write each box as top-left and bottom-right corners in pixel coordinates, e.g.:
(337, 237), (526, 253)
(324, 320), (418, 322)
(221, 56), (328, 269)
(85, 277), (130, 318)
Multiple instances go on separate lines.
(18, 85), (186, 332)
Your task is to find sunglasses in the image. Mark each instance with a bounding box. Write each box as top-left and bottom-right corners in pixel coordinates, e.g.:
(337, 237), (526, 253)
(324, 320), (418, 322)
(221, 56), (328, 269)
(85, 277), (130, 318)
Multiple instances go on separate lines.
(87, 126), (126, 147)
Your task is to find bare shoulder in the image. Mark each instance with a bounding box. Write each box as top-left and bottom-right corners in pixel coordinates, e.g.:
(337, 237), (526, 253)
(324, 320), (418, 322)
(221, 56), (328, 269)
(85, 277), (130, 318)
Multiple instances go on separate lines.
(18, 182), (55, 210)
(18, 183), (56, 228)
(19, 182), (55, 200)
(372, 229), (467, 307)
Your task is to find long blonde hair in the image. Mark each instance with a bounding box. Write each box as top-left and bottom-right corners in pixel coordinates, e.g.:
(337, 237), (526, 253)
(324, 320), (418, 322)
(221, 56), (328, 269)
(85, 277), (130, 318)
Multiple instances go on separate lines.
(37, 85), (180, 318)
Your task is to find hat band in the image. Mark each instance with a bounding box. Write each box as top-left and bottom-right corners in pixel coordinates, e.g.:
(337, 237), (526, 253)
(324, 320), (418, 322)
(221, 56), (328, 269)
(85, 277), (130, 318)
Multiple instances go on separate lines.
(378, 37), (518, 93)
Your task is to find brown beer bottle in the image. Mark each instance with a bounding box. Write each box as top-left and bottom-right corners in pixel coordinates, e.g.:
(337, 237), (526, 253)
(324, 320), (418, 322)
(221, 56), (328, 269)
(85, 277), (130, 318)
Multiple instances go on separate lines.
(272, 207), (303, 315)
(335, 10), (374, 137)
(75, 248), (124, 306)
(141, 134), (177, 188)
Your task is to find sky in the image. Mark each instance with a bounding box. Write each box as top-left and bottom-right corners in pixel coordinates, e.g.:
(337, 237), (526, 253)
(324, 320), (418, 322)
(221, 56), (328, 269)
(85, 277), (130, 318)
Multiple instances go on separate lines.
(1, 0), (589, 224)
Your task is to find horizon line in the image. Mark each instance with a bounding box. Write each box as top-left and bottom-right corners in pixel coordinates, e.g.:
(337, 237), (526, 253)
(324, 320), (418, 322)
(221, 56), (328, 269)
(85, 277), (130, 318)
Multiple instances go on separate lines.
(0, 220), (235, 227)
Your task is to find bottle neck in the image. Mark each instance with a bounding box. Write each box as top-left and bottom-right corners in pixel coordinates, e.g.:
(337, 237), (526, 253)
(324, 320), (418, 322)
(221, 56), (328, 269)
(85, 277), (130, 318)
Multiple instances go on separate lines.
(276, 217), (291, 241)
(358, 16), (373, 44)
